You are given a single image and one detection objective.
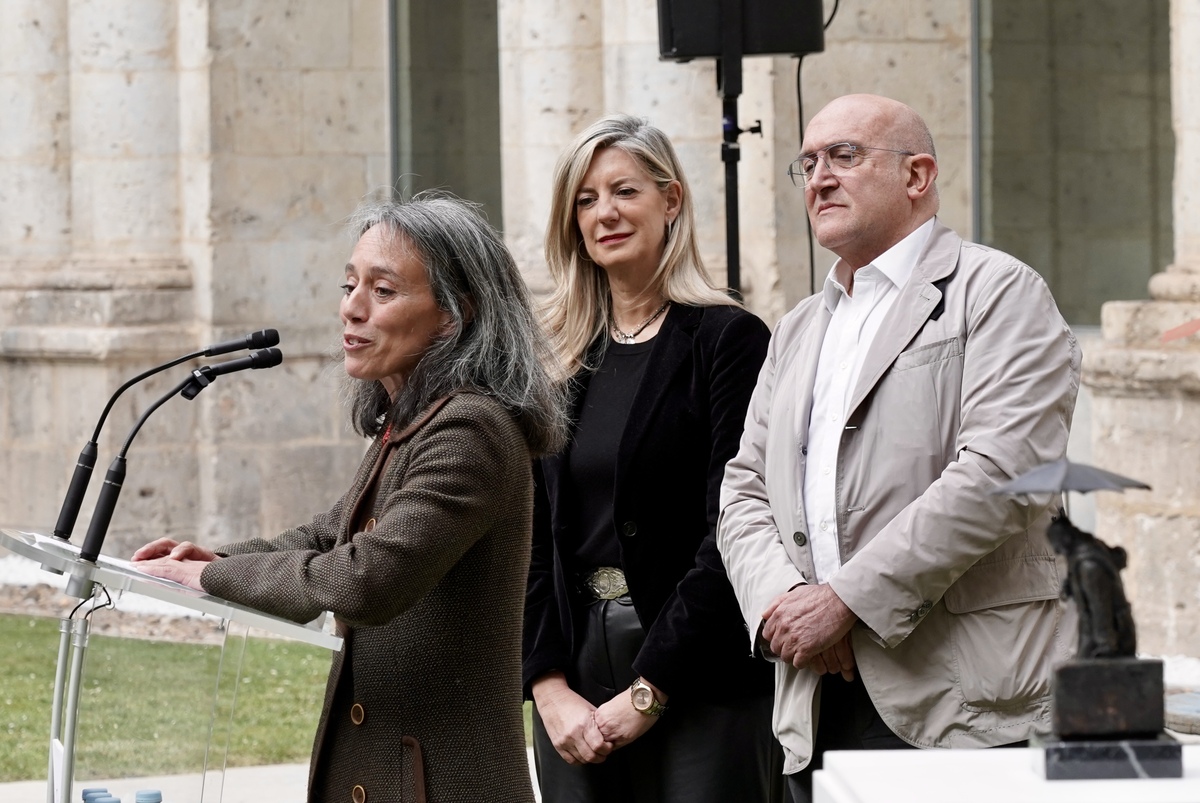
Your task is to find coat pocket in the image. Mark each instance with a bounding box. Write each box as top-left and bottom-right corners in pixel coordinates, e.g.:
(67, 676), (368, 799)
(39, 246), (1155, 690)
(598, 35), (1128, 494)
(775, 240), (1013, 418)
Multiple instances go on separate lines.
(949, 599), (1062, 713)
(401, 735), (428, 803)
(943, 554), (1065, 713)
(890, 336), (963, 372)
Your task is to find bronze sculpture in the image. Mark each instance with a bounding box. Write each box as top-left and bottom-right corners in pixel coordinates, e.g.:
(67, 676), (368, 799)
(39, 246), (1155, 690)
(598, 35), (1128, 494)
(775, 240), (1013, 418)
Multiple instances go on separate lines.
(1047, 512), (1136, 659)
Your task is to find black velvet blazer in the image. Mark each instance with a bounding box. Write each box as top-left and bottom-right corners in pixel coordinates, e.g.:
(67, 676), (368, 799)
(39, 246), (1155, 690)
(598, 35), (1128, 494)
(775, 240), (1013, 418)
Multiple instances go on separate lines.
(522, 302), (775, 702)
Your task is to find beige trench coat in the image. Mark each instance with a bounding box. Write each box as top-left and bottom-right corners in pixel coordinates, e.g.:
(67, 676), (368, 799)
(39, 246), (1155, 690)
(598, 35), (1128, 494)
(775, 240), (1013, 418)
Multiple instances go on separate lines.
(717, 220), (1081, 773)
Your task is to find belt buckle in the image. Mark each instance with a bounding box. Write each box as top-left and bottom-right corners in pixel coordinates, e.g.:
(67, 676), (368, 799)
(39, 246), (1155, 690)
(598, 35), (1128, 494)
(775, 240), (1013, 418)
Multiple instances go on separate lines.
(586, 567), (628, 600)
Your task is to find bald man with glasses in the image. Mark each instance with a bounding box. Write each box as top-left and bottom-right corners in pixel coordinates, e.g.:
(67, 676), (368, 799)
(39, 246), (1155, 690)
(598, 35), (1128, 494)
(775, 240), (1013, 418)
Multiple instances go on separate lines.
(717, 94), (1080, 800)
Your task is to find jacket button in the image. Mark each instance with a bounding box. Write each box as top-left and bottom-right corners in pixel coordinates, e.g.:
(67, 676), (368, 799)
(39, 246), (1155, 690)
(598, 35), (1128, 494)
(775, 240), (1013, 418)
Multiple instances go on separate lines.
(910, 600), (933, 622)
(352, 785), (367, 803)
(350, 703), (365, 725)
(793, 531), (807, 547)
(622, 521), (638, 537)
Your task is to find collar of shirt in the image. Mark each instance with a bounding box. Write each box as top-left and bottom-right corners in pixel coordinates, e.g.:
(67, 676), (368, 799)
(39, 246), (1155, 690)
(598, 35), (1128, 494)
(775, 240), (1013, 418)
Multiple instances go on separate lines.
(819, 216), (937, 314)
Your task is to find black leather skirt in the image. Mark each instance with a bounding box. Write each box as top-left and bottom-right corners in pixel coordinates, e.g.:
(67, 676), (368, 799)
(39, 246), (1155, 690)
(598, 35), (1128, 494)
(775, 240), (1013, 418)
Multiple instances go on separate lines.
(532, 596), (787, 803)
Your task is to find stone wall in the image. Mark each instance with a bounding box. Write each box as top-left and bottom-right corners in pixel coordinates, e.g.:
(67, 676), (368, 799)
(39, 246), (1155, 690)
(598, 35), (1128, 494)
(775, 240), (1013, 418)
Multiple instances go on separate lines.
(0, 0), (387, 557)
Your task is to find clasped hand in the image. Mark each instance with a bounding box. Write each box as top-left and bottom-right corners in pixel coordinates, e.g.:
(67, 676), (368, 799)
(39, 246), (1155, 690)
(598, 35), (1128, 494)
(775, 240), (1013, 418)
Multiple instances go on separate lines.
(532, 672), (661, 765)
(130, 538), (220, 591)
(761, 583), (858, 678)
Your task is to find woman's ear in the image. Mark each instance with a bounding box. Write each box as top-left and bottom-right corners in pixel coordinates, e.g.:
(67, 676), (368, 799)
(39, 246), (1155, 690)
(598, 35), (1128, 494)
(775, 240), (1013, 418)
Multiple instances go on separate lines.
(664, 180), (683, 224)
(438, 309), (455, 336)
(442, 297), (474, 335)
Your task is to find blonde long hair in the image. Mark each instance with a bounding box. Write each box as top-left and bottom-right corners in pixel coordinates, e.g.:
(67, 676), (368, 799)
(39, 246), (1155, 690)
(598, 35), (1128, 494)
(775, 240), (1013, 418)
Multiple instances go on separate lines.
(543, 114), (738, 377)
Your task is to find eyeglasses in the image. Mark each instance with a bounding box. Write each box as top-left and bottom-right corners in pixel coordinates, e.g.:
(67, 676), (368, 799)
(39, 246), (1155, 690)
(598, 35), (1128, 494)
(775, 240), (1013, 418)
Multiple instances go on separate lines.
(787, 142), (916, 186)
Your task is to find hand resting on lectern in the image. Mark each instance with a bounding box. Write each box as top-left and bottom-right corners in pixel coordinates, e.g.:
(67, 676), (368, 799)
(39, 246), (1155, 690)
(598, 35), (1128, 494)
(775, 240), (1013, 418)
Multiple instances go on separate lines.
(132, 538), (220, 590)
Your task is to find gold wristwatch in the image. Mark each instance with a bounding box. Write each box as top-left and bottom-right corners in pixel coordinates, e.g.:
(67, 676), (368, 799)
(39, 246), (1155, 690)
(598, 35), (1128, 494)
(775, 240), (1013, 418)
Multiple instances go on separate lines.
(630, 678), (667, 717)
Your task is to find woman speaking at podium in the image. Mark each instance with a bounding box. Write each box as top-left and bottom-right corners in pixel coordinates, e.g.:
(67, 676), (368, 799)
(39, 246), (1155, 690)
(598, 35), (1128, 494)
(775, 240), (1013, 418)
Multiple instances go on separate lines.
(133, 194), (568, 803)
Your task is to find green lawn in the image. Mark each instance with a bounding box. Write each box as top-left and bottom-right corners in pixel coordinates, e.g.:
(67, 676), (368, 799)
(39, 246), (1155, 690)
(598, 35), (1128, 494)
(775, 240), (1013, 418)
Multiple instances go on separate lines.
(0, 613), (537, 783)
(0, 614), (329, 782)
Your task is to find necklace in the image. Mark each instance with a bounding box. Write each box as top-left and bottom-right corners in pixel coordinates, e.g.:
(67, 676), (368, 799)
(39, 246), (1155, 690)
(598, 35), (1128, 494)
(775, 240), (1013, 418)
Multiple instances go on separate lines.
(612, 300), (670, 344)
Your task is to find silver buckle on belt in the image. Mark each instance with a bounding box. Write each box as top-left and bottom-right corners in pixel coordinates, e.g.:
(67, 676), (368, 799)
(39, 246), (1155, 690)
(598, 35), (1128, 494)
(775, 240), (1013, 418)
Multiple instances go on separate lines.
(584, 567), (628, 600)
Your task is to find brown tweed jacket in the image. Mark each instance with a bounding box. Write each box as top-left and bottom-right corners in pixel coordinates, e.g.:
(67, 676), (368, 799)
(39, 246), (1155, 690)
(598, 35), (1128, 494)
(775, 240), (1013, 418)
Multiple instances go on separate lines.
(201, 393), (537, 803)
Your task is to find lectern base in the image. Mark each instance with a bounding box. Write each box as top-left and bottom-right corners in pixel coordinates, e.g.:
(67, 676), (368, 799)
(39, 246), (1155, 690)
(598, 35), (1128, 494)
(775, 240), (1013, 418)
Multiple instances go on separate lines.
(1043, 734), (1182, 780)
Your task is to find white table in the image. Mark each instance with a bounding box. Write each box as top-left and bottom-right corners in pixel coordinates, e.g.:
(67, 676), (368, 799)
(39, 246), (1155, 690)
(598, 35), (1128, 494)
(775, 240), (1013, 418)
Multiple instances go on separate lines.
(814, 745), (1200, 803)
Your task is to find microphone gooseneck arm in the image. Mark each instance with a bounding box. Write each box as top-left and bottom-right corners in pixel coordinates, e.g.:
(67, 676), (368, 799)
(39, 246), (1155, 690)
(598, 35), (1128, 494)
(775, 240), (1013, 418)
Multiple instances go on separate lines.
(51, 329), (279, 541)
(51, 353), (201, 541)
(77, 372), (198, 564)
(77, 347), (284, 563)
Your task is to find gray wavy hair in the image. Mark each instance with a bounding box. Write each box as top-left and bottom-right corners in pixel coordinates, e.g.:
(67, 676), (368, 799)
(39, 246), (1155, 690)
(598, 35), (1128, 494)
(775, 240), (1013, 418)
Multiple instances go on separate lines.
(343, 192), (569, 456)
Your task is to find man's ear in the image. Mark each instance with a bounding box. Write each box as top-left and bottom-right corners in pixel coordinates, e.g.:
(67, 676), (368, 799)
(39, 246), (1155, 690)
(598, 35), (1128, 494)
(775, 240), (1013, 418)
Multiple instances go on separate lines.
(906, 154), (938, 200)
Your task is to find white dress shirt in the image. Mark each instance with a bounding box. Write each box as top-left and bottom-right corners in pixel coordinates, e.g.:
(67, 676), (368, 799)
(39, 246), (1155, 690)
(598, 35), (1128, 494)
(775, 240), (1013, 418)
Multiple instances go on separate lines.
(803, 218), (935, 583)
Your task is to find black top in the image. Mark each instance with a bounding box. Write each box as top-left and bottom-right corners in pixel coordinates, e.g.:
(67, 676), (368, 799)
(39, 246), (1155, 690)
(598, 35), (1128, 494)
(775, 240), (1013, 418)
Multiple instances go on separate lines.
(524, 303), (775, 701)
(569, 339), (654, 570)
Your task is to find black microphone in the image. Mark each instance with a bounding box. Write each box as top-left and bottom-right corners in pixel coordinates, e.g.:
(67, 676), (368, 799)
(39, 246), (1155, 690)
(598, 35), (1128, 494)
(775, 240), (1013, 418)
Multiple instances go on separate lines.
(78, 347), (285, 564)
(203, 328), (279, 357)
(52, 329), (281, 541)
(181, 348), (284, 399)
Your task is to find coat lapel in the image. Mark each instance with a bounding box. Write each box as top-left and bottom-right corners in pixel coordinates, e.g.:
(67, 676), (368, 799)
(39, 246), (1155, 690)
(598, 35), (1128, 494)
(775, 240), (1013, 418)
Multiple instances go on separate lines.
(846, 222), (962, 419)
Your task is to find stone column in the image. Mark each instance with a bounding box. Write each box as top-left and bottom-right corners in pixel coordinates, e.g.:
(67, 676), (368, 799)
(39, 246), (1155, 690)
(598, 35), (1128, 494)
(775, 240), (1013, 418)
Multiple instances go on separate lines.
(498, 0), (604, 294)
(1084, 0), (1200, 656)
(0, 0), (71, 261)
(0, 0), (197, 546)
(0, 0), (71, 529)
(68, 0), (181, 257)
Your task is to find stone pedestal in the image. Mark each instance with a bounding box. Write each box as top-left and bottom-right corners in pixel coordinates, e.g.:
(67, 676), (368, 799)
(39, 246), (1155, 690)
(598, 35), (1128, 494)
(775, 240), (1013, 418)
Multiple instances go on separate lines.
(1053, 659), (1165, 739)
(1043, 735), (1183, 781)
(1045, 659), (1181, 780)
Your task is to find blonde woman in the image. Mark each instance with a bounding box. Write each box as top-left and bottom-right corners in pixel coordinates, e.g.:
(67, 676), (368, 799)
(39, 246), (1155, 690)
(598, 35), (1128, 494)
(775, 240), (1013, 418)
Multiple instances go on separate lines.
(523, 114), (784, 802)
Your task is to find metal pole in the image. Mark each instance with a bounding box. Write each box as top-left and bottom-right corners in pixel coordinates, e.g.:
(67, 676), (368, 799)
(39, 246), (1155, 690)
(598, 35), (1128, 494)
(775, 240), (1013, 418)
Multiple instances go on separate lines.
(719, 0), (744, 296)
(46, 619), (71, 803)
(58, 618), (90, 803)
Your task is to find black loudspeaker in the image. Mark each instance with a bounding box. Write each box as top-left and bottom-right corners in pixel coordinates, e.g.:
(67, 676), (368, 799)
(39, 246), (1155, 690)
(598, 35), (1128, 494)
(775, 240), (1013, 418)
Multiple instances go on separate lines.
(657, 0), (825, 62)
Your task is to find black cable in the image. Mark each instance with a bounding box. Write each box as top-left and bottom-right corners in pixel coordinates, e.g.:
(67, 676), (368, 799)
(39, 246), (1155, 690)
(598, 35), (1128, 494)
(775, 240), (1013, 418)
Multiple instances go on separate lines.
(84, 586), (114, 620)
(69, 584), (114, 619)
(825, 0), (841, 29)
(796, 56), (818, 298)
(795, 0), (841, 297)
(69, 595), (91, 619)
